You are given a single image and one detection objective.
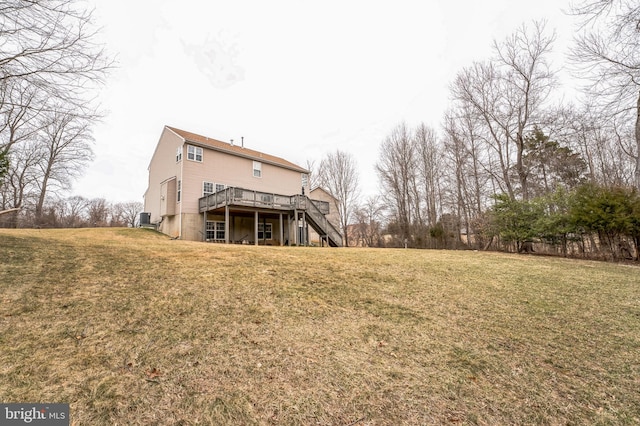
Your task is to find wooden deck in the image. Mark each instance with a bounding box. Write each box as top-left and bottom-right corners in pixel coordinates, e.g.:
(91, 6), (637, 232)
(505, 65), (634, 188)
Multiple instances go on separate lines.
(198, 187), (341, 246)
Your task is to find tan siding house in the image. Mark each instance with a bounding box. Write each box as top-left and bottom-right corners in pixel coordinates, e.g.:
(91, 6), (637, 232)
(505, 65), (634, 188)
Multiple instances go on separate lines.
(144, 126), (342, 246)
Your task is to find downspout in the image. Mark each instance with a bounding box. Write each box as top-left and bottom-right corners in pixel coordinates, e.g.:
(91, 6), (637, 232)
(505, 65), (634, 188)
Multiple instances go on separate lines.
(178, 143), (184, 239)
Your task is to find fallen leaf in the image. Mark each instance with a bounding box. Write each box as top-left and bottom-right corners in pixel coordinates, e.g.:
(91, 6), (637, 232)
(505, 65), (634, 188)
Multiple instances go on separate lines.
(146, 368), (162, 379)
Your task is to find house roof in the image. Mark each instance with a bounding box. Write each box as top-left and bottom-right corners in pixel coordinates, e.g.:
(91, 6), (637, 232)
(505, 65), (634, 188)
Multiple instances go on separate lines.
(310, 186), (338, 201)
(166, 126), (309, 174)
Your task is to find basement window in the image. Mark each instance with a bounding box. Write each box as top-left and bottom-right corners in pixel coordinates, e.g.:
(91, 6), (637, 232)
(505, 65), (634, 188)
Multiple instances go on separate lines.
(258, 223), (272, 240)
(206, 221), (225, 241)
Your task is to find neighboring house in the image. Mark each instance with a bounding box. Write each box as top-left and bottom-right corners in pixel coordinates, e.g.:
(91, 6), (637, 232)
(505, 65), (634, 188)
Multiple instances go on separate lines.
(308, 187), (342, 246)
(143, 126), (342, 246)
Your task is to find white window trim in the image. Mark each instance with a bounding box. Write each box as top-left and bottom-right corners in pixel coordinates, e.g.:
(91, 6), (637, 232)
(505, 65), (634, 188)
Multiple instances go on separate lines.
(187, 145), (203, 162)
(203, 181), (214, 196)
(206, 220), (225, 241)
(253, 161), (262, 178)
(258, 223), (272, 240)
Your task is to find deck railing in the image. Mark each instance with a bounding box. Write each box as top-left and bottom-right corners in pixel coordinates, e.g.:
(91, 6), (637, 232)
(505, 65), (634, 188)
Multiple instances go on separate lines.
(199, 187), (330, 214)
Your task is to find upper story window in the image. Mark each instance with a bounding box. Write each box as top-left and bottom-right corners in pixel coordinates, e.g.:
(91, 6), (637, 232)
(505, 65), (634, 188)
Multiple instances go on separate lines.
(204, 182), (225, 196)
(203, 181), (214, 196)
(176, 147), (182, 162)
(253, 161), (262, 178)
(187, 145), (203, 162)
(301, 173), (308, 188)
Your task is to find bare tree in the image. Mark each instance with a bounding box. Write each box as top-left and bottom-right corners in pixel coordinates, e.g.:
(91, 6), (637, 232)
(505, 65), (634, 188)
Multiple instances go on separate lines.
(414, 123), (442, 228)
(108, 202), (126, 227)
(452, 21), (556, 200)
(0, 140), (42, 217)
(0, 0), (110, 184)
(570, 0), (640, 188)
(305, 159), (321, 190)
(442, 108), (492, 248)
(0, 81), (44, 153)
(353, 196), (385, 247)
(59, 195), (88, 227)
(0, 81), (44, 188)
(0, 0), (110, 108)
(557, 103), (636, 187)
(86, 198), (109, 227)
(34, 110), (94, 224)
(318, 150), (360, 246)
(375, 123), (417, 244)
(452, 62), (513, 198)
(117, 201), (144, 228)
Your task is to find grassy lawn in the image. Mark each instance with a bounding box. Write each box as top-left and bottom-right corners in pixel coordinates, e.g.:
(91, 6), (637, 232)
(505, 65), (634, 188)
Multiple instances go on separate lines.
(1, 228), (639, 425)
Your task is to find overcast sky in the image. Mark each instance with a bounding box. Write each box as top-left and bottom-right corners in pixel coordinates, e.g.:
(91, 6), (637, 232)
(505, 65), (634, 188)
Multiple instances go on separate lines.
(76, 0), (577, 203)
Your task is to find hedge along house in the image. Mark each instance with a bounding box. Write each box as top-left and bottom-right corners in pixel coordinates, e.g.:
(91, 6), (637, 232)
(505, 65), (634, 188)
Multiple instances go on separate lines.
(143, 126), (342, 246)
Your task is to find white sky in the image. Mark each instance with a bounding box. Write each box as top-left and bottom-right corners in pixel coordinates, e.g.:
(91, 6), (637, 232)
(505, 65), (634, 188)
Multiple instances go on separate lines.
(75, 0), (576, 203)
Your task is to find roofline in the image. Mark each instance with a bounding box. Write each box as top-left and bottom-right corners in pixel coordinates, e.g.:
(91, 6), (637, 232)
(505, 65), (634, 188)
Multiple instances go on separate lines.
(147, 127), (175, 171)
(310, 186), (338, 200)
(165, 126), (183, 139)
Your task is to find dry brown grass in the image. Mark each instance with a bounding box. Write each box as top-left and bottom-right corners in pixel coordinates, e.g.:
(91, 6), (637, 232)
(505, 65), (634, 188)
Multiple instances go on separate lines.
(1, 228), (639, 425)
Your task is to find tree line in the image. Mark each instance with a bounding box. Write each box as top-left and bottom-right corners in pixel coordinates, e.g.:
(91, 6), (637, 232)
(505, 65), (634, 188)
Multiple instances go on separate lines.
(315, 1), (640, 261)
(0, 196), (144, 229)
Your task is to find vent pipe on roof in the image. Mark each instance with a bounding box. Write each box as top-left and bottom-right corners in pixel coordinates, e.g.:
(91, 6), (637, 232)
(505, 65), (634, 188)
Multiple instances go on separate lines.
(241, 136), (244, 148)
(230, 139), (234, 146)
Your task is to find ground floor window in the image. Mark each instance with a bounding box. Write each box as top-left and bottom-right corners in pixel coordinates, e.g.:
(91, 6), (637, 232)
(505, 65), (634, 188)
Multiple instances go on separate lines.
(206, 221), (225, 240)
(258, 223), (272, 240)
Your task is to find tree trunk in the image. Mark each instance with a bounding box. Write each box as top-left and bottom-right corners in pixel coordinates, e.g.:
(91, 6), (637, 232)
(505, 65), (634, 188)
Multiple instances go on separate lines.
(635, 91), (640, 190)
(516, 130), (529, 201)
(35, 172), (50, 225)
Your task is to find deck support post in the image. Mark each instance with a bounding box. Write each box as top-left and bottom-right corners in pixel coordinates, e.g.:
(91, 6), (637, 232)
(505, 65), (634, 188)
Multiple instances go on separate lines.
(302, 212), (307, 246)
(224, 206), (230, 244)
(254, 211), (259, 246)
(279, 213), (284, 246)
(293, 209), (298, 245)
